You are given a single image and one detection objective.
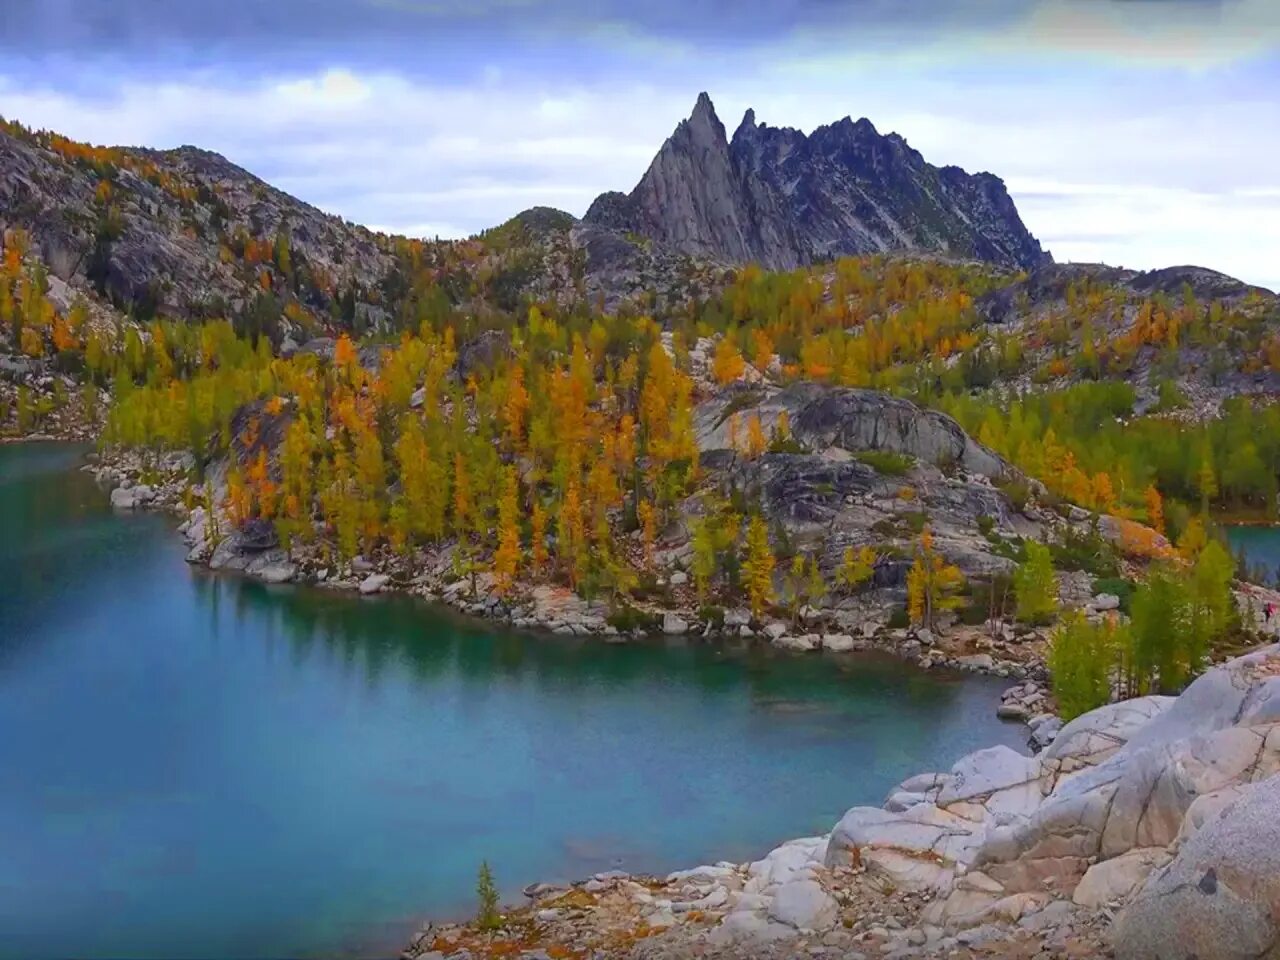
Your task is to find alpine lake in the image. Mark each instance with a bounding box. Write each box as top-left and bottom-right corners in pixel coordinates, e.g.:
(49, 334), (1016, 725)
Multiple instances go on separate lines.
(0, 442), (1028, 959)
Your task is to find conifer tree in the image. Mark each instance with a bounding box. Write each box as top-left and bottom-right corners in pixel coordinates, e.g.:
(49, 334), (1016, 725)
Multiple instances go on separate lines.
(742, 516), (775, 619)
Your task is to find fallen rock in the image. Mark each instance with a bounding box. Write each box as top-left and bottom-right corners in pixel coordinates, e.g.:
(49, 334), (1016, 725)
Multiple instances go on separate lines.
(768, 879), (837, 931)
(109, 487), (139, 509)
(662, 612), (689, 635)
(822, 633), (856, 653)
(774, 632), (819, 652)
(359, 573), (391, 595)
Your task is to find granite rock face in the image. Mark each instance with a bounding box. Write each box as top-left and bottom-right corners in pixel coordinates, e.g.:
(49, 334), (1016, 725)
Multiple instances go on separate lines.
(584, 93), (1050, 272)
(1114, 772), (1280, 960)
(822, 647), (1280, 934)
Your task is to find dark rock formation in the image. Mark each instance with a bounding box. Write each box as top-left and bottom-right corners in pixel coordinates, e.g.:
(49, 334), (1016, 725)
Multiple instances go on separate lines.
(975, 262), (1275, 325)
(584, 93), (1050, 272)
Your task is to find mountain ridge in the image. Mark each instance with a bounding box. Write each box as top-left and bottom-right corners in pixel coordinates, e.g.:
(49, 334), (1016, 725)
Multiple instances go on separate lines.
(583, 92), (1050, 273)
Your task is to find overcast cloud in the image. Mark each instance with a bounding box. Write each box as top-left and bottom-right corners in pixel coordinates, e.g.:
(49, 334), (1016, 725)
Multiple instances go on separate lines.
(1, 0), (1277, 289)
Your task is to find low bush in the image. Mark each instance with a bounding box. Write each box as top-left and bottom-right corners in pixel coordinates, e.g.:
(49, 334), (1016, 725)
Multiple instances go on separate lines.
(1051, 525), (1120, 578)
(856, 449), (916, 476)
(698, 604), (726, 628)
(606, 604), (661, 633)
(1091, 576), (1136, 613)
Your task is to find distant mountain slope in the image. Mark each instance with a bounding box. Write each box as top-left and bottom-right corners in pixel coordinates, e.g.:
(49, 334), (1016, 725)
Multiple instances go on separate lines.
(584, 93), (1050, 272)
(0, 121), (395, 329)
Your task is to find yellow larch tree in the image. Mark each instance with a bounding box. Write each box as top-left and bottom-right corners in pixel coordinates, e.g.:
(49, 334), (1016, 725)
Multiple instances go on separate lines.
(713, 334), (745, 385)
(742, 516), (775, 619)
(906, 526), (964, 631)
(493, 466), (521, 595)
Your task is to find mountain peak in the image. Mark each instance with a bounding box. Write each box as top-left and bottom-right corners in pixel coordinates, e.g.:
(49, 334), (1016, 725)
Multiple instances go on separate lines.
(584, 96), (1049, 271)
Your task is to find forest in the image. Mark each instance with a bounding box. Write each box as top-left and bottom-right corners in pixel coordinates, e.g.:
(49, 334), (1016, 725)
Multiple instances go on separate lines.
(0, 157), (1276, 709)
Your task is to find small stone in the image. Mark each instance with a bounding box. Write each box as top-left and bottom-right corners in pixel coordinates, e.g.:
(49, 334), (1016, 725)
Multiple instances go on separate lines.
(997, 703), (1031, 722)
(669, 571), (689, 586)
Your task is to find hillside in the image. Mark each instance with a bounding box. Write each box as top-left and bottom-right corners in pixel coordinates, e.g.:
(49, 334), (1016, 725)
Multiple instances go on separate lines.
(2, 105), (1279, 535)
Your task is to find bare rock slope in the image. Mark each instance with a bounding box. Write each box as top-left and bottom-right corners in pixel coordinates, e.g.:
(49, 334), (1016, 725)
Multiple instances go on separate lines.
(585, 93), (1050, 272)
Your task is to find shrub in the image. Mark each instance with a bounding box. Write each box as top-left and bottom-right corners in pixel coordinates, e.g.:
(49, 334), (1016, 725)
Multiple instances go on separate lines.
(698, 604), (726, 628)
(1013, 541), (1059, 625)
(1091, 576), (1135, 613)
(606, 604), (660, 633)
(1049, 611), (1125, 721)
(997, 477), (1032, 513)
(855, 449), (916, 476)
(1126, 544), (1234, 694)
(1051, 525), (1120, 578)
(902, 511), (928, 535)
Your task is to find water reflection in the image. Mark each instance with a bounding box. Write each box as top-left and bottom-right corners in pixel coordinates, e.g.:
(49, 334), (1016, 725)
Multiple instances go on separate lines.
(0, 443), (1025, 960)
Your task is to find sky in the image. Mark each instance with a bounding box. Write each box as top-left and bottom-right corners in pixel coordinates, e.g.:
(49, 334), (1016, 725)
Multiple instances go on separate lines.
(1, 0), (1278, 289)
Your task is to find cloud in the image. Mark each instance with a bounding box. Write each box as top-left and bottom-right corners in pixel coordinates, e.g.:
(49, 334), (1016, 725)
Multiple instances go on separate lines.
(3, 0), (1277, 69)
(0, 23), (1276, 291)
(1009, 0), (1280, 66)
(0, 70), (688, 237)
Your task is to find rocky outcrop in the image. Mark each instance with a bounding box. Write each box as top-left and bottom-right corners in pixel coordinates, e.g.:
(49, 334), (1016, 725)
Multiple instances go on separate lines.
(1114, 772), (1280, 960)
(584, 93), (1050, 272)
(696, 382), (1012, 479)
(695, 382), (1033, 583)
(820, 646), (1280, 936)
(975, 262), (1275, 326)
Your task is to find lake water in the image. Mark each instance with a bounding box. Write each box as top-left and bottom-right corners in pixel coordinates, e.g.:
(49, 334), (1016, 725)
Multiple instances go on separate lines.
(0, 443), (1025, 960)
(1226, 525), (1280, 585)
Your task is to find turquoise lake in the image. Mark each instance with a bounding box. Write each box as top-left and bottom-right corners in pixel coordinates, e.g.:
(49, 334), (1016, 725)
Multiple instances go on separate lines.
(0, 442), (1025, 959)
(1226, 525), (1280, 585)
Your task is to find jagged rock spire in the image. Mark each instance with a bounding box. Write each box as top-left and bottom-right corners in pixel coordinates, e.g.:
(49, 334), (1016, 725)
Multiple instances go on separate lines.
(584, 93), (1049, 271)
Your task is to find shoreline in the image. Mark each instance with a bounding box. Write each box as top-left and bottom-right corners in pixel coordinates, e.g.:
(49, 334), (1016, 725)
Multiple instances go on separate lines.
(12, 438), (1280, 960)
(82, 444), (1058, 698)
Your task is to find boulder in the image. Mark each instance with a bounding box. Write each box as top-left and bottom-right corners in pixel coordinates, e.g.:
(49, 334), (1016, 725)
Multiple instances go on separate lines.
(821, 633), (856, 653)
(774, 633), (819, 652)
(956, 653), (995, 672)
(1114, 773), (1280, 960)
(1073, 847), (1171, 908)
(359, 574), (391, 595)
(109, 487), (138, 509)
(662, 612), (689, 635)
(822, 647), (1280, 933)
(767, 879), (837, 931)
(997, 703), (1031, 722)
(256, 562), (298, 585)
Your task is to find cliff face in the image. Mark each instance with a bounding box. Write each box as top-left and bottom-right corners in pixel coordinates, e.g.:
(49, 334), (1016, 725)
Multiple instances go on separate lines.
(584, 93), (1050, 272)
